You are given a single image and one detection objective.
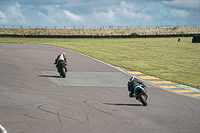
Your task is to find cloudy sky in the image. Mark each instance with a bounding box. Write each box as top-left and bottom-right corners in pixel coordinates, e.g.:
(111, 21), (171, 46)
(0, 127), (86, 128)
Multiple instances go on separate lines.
(0, 0), (199, 28)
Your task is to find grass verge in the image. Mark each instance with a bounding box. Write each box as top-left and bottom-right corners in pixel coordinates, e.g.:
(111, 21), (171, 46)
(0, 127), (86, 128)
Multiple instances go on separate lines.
(0, 37), (199, 88)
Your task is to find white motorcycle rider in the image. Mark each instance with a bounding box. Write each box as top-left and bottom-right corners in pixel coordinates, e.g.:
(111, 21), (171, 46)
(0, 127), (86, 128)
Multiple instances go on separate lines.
(54, 52), (68, 77)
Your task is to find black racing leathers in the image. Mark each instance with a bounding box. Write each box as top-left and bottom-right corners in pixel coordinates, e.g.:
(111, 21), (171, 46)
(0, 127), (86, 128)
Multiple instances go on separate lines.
(128, 78), (146, 96)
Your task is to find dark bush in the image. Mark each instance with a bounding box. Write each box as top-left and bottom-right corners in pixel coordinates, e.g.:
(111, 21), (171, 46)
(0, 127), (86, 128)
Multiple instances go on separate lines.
(130, 33), (138, 38)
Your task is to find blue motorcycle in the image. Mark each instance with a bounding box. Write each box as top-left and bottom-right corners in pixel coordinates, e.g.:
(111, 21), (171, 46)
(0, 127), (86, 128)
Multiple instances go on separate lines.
(128, 76), (148, 106)
(134, 85), (148, 106)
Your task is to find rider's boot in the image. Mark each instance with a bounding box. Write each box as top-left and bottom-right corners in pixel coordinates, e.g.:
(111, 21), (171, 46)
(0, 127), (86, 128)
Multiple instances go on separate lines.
(65, 65), (68, 72)
(56, 65), (60, 72)
(129, 93), (136, 98)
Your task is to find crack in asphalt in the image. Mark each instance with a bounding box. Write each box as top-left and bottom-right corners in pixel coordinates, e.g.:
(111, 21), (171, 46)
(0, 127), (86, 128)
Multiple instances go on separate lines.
(83, 100), (116, 118)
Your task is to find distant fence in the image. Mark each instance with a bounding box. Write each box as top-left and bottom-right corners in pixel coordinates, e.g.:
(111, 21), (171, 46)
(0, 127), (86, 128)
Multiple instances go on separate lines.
(1, 24), (200, 29)
(1, 24), (199, 37)
(0, 33), (199, 38)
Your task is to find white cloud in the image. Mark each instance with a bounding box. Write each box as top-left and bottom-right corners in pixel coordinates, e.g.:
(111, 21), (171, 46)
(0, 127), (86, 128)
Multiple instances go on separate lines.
(113, 1), (153, 25)
(170, 9), (189, 18)
(91, 7), (116, 24)
(0, 0), (199, 27)
(6, 2), (29, 24)
(37, 11), (57, 25)
(0, 11), (8, 24)
(120, 1), (136, 9)
(164, 0), (200, 9)
(0, 11), (7, 19)
(81, 1), (154, 26)
(119, 7), (153, 21)
(63, 10), (83, 22)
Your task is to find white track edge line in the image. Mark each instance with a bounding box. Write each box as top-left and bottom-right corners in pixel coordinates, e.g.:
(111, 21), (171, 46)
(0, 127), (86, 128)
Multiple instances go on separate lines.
(0, 125), (7, 133)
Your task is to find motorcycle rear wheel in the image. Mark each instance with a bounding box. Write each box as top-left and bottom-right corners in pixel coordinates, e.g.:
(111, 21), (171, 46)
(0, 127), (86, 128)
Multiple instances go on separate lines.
(138, 94), (147, 106)
(60, 68), (66, 78)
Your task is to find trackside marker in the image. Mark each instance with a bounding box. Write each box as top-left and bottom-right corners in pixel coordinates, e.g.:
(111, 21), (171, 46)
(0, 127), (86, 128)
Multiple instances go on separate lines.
(172, 90), (195, 93)
(138, 76), (160, 79)
(149, 81), (174, 84)
(159, 86), (180, 89)
(127, 71), (143, 74)
(188, 94), (200, 97)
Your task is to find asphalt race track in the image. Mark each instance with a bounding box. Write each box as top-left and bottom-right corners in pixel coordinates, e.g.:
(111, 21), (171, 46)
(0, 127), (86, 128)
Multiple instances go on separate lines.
(0, 43), (200, 133)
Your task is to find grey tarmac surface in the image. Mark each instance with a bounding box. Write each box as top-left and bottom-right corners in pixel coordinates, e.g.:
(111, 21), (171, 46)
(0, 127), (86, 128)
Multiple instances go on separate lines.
(0, 43), (200, 133)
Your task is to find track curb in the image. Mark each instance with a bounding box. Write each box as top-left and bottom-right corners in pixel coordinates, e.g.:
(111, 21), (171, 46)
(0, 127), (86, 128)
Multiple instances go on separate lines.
(127, 71), (200, 99)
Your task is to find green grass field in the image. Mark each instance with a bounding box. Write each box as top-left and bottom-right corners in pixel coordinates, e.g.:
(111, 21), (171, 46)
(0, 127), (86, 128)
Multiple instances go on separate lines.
(0, 37), (199, 88)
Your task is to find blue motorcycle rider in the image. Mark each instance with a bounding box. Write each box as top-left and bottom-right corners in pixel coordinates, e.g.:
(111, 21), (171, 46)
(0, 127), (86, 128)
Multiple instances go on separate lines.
(127, 76), (146, 97)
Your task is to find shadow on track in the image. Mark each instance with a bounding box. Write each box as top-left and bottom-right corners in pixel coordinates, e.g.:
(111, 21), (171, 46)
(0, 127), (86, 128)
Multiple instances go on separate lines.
(104, 103), (142, 106)
(38, 75), (60, 78)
